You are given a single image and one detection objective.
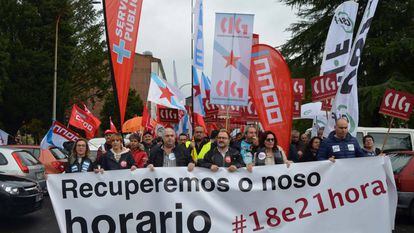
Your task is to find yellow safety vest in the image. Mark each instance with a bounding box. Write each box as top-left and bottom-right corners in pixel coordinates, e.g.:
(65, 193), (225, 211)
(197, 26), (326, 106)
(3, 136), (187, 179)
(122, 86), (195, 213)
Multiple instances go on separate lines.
(185, 141), (191, 149)
(192, 141), (212, 162)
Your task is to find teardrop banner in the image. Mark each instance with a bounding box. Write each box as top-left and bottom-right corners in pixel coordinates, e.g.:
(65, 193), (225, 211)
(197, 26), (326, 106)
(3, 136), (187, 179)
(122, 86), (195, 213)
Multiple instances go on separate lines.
(249, 44), (293, 153)
(103, 0), (143, 127)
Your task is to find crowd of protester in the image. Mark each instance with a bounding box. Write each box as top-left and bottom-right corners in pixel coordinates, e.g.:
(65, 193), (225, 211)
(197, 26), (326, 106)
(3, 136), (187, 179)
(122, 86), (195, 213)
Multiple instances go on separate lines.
(64, 117), (384, 174)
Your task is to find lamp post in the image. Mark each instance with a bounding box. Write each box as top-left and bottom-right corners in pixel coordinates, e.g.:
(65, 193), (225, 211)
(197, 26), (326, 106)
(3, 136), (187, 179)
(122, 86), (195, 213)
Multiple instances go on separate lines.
(179, 82), (192, 90)
(52, 15), (61, 121)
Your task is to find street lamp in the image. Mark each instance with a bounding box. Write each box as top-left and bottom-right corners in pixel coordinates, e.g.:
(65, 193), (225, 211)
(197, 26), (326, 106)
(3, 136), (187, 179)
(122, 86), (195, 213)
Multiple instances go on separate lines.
(52, 15), (61, 121)
(179, 83), (191, 90)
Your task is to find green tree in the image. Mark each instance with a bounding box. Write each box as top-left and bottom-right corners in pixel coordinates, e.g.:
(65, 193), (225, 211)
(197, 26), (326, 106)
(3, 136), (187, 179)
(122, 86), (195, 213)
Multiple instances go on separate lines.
(0, 0), (109, 137)
(100, 89), (144, 132)
(279, 0), (414, 129)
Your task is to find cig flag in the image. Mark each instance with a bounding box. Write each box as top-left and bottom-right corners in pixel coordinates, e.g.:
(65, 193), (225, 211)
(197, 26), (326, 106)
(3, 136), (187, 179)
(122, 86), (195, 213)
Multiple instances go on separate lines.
(210, 13), (254, 106)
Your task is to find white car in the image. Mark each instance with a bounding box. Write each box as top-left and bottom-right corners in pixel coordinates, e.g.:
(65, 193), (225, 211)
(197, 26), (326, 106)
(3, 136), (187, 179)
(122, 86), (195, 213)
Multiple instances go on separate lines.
(0, 147), (46, 191)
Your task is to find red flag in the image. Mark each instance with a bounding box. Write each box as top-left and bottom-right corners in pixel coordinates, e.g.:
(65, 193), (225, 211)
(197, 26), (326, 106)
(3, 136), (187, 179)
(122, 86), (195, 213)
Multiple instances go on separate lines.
(103, 0), (143, 126)
(249, 44), (293, 153)
(109, 117), (118, 133)
(82, 104), (101, 131)
(68, 105), (100, 139)
(193, 113), (207, 133)
(141, 103), (150, 129)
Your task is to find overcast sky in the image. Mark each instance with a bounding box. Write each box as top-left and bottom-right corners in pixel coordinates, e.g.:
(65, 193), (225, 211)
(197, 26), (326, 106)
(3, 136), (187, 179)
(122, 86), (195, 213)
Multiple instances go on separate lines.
(133, 0), (298, 96)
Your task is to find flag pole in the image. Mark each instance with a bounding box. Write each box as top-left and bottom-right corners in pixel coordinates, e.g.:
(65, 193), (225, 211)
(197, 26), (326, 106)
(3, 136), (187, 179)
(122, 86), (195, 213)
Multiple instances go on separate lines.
(190, 0), (195, 132)
(380, 116), (394, 153)
(225, 106), (230, 131)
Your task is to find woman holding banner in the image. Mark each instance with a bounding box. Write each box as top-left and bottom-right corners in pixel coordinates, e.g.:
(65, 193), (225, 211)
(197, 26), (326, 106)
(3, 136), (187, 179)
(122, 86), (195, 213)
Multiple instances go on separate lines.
(299, 136), (321, 162)
(66, 138), (95, 173)
(253, 131), (292, 167)
(95, 134), (137, 172)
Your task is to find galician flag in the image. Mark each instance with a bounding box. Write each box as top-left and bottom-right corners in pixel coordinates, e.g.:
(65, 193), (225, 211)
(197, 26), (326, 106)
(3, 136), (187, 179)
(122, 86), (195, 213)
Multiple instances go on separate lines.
(193, 66), (205, 116)
(147, 73), (186, 111)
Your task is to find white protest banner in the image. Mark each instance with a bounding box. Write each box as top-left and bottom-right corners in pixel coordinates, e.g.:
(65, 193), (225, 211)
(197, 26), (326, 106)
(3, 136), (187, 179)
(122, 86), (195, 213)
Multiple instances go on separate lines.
(48, 157), (396, 233)
(320, 1), (358, 83)
(210, 13), (254, 106)
(325, 0), (380, 137)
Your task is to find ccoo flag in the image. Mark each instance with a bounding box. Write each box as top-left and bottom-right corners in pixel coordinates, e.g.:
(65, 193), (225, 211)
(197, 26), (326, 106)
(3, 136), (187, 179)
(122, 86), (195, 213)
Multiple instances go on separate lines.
(40, 121), (80, 150)
(103, 0), (143, 126)
(325, 0), (380, 137)
(249, 44), (293, 153)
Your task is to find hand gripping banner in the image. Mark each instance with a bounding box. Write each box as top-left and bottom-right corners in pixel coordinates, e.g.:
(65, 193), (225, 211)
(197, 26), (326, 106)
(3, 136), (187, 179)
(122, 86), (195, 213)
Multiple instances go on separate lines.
(249, 44), (293, 153)
(103, 0), (143, 126)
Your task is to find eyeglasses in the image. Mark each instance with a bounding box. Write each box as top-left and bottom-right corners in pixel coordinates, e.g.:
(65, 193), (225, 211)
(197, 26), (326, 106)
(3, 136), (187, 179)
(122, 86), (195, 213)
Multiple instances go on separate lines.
(265, 138), (275, 142)
(217, 137), (228, 140)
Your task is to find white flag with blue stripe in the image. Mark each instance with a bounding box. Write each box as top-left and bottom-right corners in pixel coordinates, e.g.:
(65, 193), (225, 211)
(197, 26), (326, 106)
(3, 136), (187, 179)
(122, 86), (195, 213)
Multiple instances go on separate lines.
(147, 73), (186, 111)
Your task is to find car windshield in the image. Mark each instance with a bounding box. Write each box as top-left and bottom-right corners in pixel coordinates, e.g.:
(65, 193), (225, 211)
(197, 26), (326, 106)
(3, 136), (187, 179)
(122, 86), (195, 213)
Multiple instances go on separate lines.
(369, 133), (412, 152)
(16, 151), (41, 166)
(389, 153), (413, 174)
(50, 148), (67, 160)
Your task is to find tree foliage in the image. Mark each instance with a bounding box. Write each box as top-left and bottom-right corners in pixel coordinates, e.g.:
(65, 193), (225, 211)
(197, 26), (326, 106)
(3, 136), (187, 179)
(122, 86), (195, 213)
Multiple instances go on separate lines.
(0, 0), (109, 136)
(279, 0), (414, 130)
(100, 89), (144, 132)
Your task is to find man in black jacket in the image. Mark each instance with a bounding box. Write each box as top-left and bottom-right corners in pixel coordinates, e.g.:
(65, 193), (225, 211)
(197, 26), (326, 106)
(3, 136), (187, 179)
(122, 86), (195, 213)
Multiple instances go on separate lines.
(199, 129), (245, 172)
(147, 128), (195, 171)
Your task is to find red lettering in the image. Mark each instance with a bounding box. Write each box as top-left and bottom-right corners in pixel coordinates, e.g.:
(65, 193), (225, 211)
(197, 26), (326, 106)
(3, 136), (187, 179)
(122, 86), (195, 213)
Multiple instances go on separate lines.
(360, 183), (369, 199)
(282, 207), (296, 222)
(313, 193), (329, 214)
(295, 198), (312, 219)
(328, 188), (344, 209)
(265, 207), (281, 227)
(345, 188), (360, 203)
(371, 180), (387, 196)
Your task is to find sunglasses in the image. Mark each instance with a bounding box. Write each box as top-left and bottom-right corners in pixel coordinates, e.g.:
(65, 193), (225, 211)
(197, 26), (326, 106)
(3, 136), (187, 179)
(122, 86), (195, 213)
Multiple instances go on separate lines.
(265, 138), (275, 142)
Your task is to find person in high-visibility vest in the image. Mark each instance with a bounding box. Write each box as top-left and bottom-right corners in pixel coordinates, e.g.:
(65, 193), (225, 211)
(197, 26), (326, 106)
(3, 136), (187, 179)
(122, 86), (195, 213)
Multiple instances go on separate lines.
(191, 126), (212, 163)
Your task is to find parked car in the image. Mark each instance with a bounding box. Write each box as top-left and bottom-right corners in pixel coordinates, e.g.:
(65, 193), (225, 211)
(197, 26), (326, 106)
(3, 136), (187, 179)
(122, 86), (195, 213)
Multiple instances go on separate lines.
(4, 145), (68, 174)
(0, 171), (43, 216)
(388, 151), (414, 220)
(356, 127), (414, 152)
(0, 148), (46, 191)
